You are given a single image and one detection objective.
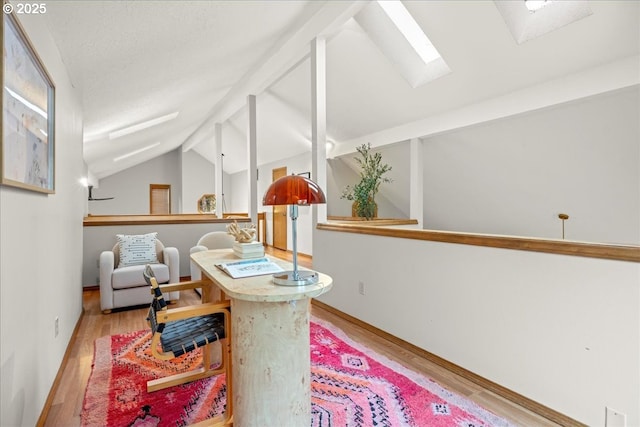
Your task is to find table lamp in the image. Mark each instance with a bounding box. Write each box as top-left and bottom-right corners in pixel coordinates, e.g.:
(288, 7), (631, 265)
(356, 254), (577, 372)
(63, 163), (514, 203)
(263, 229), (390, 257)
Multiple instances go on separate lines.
(262, 174), (326, 286)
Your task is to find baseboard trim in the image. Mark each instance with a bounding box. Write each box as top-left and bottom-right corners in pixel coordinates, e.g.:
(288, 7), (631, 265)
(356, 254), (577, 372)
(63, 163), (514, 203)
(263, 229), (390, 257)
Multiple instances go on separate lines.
(311, 300), (586, 427)
(36, 307), (85, 427)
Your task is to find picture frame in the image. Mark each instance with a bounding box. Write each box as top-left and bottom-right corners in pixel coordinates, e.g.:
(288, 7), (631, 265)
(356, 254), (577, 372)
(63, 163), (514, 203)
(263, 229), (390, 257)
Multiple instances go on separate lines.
(1, 11), (55, 194)
(197, 194), (217, 214)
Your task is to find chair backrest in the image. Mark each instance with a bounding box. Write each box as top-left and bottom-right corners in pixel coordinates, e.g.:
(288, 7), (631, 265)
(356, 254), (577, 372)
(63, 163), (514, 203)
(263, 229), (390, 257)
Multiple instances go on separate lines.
(197, 231), (235, 249)
(144, 265), (167, 334)
(113, 239), (166, 269)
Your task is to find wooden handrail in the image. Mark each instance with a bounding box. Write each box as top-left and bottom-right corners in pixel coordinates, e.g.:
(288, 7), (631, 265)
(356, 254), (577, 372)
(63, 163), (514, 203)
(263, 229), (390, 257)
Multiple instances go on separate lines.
(317, 223), (640, 263)
(83, 214), (250, 226)
(84, 213), (267, 245)
(327, 216), (418, 226)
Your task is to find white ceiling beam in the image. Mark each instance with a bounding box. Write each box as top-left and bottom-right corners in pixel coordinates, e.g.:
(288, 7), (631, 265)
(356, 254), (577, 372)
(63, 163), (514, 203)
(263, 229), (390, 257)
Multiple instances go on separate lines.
(311, 37), (327, 225)
(183, 0), (366, 153)
(247, 95), (258, 223)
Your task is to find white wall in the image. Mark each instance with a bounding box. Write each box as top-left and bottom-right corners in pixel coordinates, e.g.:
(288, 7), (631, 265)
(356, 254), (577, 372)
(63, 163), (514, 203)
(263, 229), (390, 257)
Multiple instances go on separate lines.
(228, 170), (248, 213)
(0, 13), (85, 426)
(423, 87), (640, 245)
(89, 149), (181, 215)
(327, 141), (409, 218)
(313, 229), (640, 427)
(181, 149), (215, 213)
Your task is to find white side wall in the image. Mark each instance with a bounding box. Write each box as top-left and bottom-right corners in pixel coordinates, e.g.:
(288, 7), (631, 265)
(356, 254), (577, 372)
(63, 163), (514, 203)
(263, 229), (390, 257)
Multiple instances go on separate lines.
(181, 149), (215, 214)
(313, 229), (640, 427)
(228, 170), (248, 213)
(89, 149), (181, 215)
(423, 87), (640, 245)
(327, 141), (409, 219)
(0, 13), (85, 426)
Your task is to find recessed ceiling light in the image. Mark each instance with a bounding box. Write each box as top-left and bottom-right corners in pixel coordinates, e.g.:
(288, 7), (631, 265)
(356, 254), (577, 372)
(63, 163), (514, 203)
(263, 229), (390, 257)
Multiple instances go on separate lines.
(525, 0), (552, 12)
(108, 112), (179, 140)
(113, 142), (161, 162)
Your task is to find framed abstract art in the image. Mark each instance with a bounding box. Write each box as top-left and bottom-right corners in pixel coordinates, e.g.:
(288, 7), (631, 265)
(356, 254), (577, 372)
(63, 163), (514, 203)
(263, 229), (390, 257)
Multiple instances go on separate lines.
(2, 10), (55, 193)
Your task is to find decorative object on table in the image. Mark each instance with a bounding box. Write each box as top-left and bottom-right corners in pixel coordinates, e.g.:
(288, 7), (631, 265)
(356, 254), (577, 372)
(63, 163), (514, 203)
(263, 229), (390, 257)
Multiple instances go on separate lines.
(340, 143), (392, 220)
(1, 10), (55, 194)
(263, 174), (326, 286)
(82, 318), (514, 427)
(233, 240), (264, 259)
(197, 194), (216, 214)
(226, 221), (257, 243)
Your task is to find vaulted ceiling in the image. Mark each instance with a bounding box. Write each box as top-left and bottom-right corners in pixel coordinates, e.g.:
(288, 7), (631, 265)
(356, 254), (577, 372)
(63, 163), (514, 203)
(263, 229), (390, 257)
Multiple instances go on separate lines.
(42, 0), (639, 178)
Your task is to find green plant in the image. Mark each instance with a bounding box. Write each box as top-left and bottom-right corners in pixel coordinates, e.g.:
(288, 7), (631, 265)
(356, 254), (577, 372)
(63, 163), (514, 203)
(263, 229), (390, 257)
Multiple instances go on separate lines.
(340, 143), (392, 219)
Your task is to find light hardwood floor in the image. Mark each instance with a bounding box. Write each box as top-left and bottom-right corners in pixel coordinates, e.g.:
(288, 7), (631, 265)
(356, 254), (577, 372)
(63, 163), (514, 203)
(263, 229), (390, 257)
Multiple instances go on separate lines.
(42, 248), (563, 427)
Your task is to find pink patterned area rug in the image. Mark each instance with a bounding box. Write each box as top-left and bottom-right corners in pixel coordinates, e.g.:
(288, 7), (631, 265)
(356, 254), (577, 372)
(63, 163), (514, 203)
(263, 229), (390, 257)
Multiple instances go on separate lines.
(310, 317), (514, 427)
(82, 317), (515, 426)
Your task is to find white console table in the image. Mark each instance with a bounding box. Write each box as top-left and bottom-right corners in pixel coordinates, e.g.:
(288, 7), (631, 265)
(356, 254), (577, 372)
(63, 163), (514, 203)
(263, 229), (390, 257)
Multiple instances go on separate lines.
(190, 249), (333, 426)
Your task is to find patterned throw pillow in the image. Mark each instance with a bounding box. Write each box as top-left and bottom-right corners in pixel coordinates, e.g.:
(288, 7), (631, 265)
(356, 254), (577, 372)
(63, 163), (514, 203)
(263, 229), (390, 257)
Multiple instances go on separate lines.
(117, 232), (159, 267)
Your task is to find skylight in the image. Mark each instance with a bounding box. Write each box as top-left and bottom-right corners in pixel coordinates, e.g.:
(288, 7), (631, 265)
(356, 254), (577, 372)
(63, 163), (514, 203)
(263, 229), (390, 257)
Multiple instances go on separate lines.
(354, 1), (451, 88)
(376, 0), (442, 66)
(524, 0), (552, 12)
(495, 0), (592, 45)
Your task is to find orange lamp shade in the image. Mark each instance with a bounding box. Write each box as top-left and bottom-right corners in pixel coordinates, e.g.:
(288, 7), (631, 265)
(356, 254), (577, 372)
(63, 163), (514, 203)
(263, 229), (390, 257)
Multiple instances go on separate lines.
(263, 175), (326, 206)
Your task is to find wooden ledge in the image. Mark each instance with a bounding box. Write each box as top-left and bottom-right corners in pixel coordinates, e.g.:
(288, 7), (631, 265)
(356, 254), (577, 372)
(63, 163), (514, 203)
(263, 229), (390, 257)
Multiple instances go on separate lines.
(327, 216), (418, 226)
(317, 223), (640, 263)
(83, 214), (251, 226)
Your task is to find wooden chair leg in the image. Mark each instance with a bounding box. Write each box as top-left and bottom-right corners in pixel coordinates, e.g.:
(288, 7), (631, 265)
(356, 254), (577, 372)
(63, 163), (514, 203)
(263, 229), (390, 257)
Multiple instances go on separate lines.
(188, 413), (233, 427)
(152, 338), (233, 426)
(147, 341), (226, 393)
(147, 365), (224, 392)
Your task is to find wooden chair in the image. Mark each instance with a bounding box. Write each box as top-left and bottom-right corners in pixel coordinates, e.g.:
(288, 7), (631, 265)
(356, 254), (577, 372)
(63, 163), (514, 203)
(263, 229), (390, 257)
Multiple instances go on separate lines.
(144, 265), (233, 425)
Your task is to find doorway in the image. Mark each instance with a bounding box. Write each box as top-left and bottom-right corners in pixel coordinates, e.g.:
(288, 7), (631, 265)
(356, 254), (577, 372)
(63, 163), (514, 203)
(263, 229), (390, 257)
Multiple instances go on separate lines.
(150, 184), (171, 214)
(272, 167), (287, 250)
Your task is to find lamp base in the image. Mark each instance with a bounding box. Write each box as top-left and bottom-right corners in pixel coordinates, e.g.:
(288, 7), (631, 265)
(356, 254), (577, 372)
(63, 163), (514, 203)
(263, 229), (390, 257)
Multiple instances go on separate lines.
(272, 270), (319, 286)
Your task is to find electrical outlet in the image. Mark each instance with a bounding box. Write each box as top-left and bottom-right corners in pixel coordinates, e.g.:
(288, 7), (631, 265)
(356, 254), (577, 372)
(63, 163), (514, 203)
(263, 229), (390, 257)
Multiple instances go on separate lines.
(54, 316), (59, 338)
(606, 407), (626, 427)
(358, 281), (365, 295)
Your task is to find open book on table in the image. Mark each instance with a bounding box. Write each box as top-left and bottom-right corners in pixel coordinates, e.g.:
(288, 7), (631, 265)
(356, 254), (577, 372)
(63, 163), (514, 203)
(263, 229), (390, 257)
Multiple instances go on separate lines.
(215, 257), (285, 279)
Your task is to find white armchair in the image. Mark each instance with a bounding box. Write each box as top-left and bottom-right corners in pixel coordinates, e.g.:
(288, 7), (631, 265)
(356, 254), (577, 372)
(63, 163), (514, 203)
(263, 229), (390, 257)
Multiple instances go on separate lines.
(100, 237), (180, 313)
(190, 231), (235, 281)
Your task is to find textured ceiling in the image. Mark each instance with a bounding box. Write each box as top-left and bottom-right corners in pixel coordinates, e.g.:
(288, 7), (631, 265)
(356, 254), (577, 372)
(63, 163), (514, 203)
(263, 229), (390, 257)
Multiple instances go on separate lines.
(42, 0), (639, 177)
